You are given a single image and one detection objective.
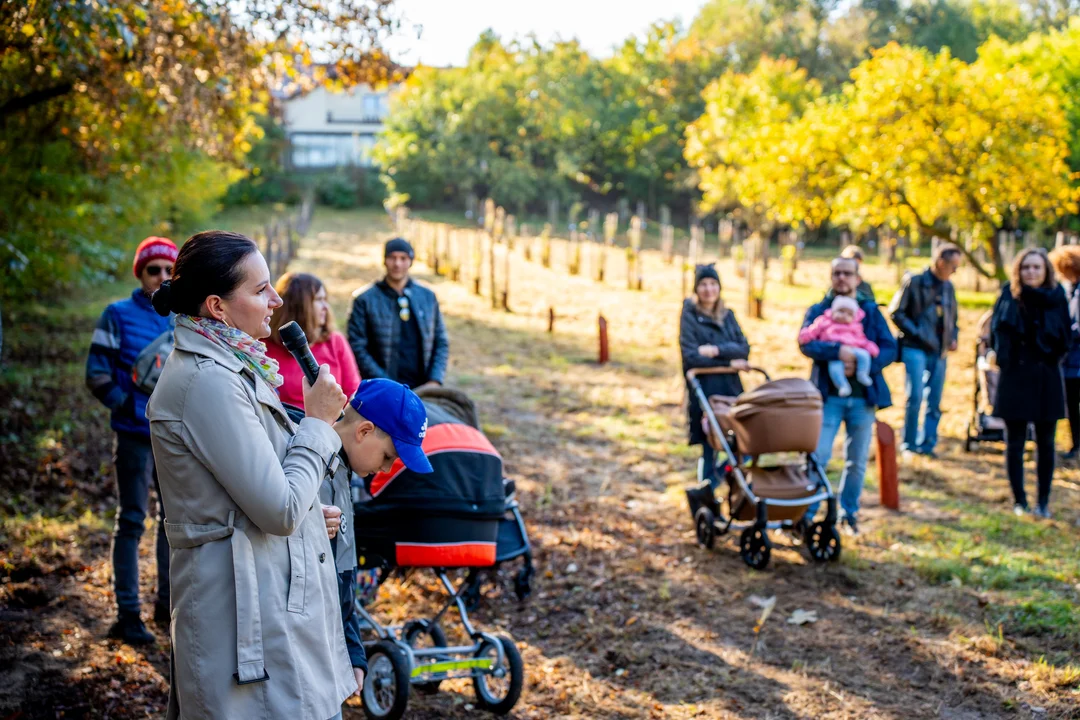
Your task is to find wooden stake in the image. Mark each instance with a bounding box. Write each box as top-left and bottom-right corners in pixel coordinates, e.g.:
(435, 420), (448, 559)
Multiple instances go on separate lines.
(598, 315), (609, 364)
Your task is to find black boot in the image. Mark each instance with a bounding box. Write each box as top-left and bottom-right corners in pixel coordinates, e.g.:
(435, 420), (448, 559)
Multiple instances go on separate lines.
(153, 600), (171, 625)
(109, 611), (155, 646)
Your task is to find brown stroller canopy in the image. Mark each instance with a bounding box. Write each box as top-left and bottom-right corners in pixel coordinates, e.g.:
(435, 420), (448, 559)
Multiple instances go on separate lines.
(706, 378), (823, 456)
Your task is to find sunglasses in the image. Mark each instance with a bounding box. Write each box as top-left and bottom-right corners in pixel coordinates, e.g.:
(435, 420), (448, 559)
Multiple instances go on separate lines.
(145, 265), (173, 277)
(398, 295), (410, 322)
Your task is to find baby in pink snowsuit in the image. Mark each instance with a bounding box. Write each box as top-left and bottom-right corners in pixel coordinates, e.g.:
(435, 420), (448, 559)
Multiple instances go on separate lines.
(797, 295), (880, 397)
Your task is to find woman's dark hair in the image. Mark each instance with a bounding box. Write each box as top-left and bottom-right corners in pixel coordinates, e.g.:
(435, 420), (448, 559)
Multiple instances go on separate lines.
(152, 231), (259, 317)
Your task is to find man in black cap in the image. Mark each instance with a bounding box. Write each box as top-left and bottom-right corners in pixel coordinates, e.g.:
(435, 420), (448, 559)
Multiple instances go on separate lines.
(347, 237), (450, 389)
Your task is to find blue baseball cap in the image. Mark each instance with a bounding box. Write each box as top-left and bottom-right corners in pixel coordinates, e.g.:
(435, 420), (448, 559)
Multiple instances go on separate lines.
(349, 379), (432, 473)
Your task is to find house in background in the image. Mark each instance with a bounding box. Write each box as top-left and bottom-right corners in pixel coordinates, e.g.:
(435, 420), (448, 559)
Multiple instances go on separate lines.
(281, 84), (396, 169)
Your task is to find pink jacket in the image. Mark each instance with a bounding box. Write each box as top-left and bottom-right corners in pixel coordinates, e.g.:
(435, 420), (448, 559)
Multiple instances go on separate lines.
(797, 309), (880, 357)
(265, 331), (362, 409)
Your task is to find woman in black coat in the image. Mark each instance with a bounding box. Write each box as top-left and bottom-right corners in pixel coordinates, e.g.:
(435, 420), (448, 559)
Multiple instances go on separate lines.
(990, 248), (1070, 519)
(680, 264), (750, 488)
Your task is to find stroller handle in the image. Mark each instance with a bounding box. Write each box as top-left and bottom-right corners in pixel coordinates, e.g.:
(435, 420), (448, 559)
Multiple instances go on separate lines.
(686, 366), (771, 383)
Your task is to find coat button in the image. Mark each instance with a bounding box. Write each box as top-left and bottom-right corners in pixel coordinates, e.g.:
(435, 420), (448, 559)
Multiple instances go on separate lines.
(319, 553), (326, 564)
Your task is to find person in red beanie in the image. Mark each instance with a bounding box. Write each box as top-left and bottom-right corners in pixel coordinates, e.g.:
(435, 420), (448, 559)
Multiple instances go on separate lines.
(86, 236), (178, 645)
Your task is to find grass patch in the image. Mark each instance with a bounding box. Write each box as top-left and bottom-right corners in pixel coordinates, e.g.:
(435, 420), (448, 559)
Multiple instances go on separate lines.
(877, 484), (1080, 638)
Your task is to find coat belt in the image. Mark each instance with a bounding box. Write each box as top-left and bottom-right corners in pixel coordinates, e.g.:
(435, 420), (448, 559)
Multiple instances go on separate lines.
(163, 511), (269, 685)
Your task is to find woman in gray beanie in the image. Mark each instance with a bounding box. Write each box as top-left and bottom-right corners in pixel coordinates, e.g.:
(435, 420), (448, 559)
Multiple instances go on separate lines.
(679, 264), (751, 488)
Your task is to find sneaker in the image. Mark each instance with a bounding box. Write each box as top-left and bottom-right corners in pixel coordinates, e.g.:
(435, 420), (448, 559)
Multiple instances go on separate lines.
(1033, 505), (1051, 520)
(153, 601), (171, 625)
(108, 611), (155, 646)
(841, 515), (860, 536)
(1012, 503), (1029, 517)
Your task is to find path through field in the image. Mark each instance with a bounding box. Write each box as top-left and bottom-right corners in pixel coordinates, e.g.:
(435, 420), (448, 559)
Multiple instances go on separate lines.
(289, 213), (1080, 719)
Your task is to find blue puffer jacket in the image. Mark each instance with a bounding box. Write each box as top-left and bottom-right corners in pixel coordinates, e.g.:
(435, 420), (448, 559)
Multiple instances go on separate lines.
(799, 292), (897, 409)
(1064, 282), (1080, 380)
(85, 289), (173, 436)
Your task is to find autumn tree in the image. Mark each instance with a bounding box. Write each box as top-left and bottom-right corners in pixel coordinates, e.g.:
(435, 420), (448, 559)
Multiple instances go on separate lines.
(0, 0), (398, 302)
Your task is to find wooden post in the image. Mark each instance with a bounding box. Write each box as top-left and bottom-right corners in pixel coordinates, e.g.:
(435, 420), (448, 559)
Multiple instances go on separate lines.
(628, 216), (643, 290)
(473, 232), (483, 296)
(600, 212), (617, 283)
(502, 244), (511, 312)
(548, 307), (555, 333)
(541, 224), (552, 268)
(489, 233), (497, 310)
(598, 315), (609, 365)
(745, 235), (756, 319)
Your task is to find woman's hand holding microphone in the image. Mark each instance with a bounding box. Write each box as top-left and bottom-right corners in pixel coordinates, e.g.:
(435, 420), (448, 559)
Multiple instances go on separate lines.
(303, 364), (347, 426)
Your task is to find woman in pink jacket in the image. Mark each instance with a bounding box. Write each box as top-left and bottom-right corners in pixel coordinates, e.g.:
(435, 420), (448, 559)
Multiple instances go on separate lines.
(797, 295), (880, 397)
(266, 273), (361, 409)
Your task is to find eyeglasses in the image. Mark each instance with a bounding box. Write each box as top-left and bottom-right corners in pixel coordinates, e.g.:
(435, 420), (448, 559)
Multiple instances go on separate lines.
(398, 295), (411, 322)
(145, 265), (173, 277)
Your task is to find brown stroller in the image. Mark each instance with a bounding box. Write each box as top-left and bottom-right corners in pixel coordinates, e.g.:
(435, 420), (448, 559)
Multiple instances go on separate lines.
(684, 366), (841, 569)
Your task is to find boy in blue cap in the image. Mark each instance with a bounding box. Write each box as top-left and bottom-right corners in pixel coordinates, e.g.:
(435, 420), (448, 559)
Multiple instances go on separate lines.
(319, 379), (432, 694)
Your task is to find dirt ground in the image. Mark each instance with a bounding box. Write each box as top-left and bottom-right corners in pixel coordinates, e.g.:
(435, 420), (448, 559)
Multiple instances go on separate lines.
(2, 209), (1078, 719)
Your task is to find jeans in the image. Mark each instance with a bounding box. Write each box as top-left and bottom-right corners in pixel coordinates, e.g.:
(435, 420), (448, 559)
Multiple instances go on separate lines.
(807, 395), (876, 520)
(112, 432), (169, 614)
(1005, 420), (1056, 510)
(701, 443), (719, 489)
(827, 349), (871, 397)
(901, 346), (947, 454)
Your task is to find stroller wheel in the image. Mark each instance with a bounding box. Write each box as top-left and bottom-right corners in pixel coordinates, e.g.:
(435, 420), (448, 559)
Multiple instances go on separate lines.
(739, 527), (771, 570)
(694, 507), (716, 549)
(361, 640), (410, 720)
(404, 621), (448, 695)
(804, 521), (842, 563)
(473, 635), (524, 715)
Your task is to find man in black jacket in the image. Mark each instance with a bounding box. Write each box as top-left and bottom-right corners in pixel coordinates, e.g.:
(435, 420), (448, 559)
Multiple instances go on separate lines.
(348, 238), (449, 389)
(888, 242), (961, 459)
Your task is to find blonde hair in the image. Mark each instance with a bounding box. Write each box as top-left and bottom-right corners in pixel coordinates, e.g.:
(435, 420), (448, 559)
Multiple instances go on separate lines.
(1009, 247), (1057, 299)
(269, 272), (335, 344)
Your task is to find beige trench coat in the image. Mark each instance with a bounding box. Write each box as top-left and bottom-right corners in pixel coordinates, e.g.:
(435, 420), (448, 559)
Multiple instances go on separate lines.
(147, 325), (356, 720)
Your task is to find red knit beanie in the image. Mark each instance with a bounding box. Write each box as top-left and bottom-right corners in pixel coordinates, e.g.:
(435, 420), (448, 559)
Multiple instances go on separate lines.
(133, 236), (178, 278)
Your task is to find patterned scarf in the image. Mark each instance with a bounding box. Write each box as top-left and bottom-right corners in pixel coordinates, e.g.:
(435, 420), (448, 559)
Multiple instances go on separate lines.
(175, 314), (284, 388)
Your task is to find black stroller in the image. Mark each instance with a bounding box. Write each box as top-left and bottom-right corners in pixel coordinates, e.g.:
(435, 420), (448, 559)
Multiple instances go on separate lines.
(351, 389), (532, 720)
(964, 310), (1011, 451)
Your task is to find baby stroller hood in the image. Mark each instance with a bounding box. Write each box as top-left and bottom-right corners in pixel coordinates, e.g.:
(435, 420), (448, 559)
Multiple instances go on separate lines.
(729, 378), (823, 455)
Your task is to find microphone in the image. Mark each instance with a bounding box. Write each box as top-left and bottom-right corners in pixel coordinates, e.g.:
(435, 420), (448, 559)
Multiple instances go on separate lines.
(278, 321), (322, 387)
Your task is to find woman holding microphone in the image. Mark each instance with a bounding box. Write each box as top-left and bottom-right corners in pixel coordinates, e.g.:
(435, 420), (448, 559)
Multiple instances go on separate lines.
(147, 230), (356, 720)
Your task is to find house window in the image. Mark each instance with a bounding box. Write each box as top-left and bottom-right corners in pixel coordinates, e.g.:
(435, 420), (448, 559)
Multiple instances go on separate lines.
(290, 133), (376, 168)
(361, 93), (389, 121)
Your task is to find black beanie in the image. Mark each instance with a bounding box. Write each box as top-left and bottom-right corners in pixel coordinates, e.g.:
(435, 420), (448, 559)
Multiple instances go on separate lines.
(694, 263), (720, 289)
(384, 237), (414, 259)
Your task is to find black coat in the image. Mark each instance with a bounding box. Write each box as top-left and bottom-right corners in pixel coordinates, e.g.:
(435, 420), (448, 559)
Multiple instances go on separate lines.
(990, 282), (1070, 423)
(888, 268), (958, 357)
(679, 299), (750, 445)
